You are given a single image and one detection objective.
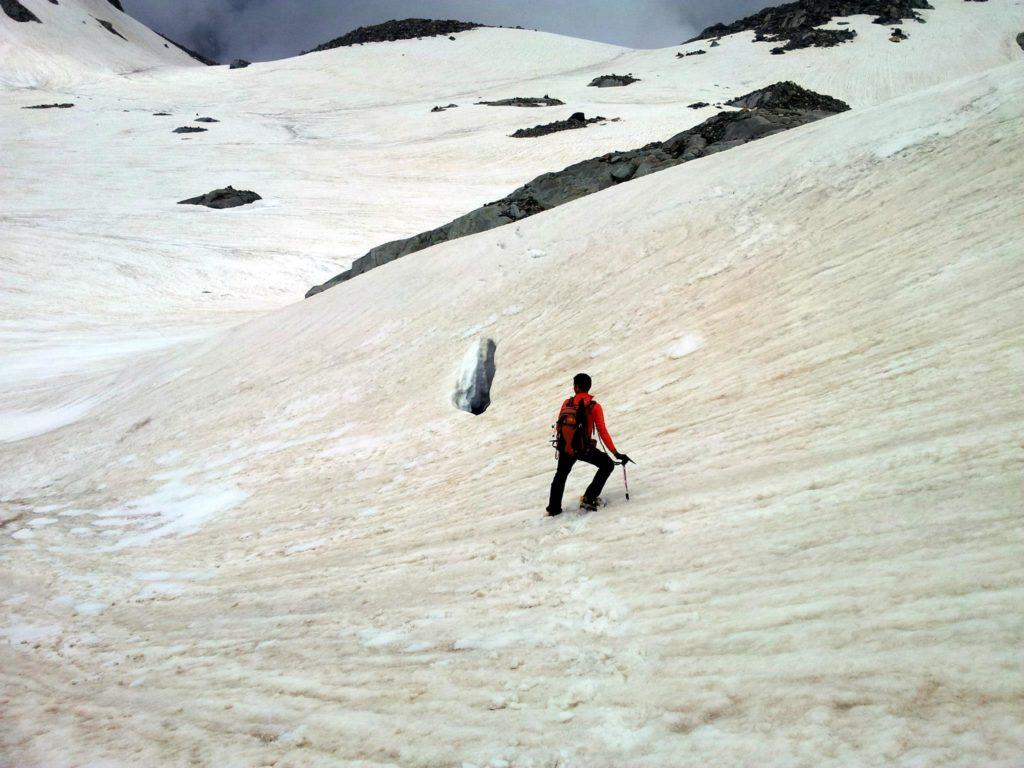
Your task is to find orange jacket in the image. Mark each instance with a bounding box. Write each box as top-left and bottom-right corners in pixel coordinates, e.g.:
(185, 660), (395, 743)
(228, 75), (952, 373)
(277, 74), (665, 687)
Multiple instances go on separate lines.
(558, 392), (617, 455)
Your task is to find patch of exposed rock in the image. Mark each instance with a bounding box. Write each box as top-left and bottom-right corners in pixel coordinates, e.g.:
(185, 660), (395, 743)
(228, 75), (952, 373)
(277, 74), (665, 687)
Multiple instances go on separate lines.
(511, 114), (606, 138)
(677, 50), (707, 57)
(96, 18), (127, 41)
(195, 117), (219, 123)
(689, 0), (932, 53)
(309, 18), (484, 53)
(107, 0), (123, 10)
(453, 339), (497, 415)
(1016, 32), (1023, 51)
(178, 187), (261, 209)
(477, 96), (565, 107)
(23, 103), (74, 109)
(431, 103), (458, 112)
(2, 0), (40, 22)
(229, 59), (251, 69)
(588, 74), (640, 88)
(306, 83), (849, 296)
(173, 126), (207, 134)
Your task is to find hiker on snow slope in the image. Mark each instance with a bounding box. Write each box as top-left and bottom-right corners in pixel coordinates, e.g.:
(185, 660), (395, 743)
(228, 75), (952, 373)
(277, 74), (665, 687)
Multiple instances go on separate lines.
(547, 373), (631, 516)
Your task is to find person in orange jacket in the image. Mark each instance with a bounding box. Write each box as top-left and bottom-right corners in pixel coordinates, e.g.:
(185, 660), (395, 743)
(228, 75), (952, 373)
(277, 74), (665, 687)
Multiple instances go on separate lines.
(547, 373), (631, 516)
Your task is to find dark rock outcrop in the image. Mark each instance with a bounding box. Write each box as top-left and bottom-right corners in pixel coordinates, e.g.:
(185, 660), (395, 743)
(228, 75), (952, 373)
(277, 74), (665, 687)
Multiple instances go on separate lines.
(96, 19), (127, 41)
(157, 32), (218, 66)
(890, 26), (908, 41)
(431, 103), (458, 112)
(588, 73), (640, 88)
(173, 126), (207, 134)
(452, 338), (497, 415)
(107, 0), (123, 10)
(677, 49), (707, 57)
(1018, 32), (1024, 51)
(476, 96), (565, 107)
(195, 117), (219, 123)
(306, 83), (849, 297)
(688, 101), (710, 109)
(178, 187), (261, 209)
(511, 114), (605, 138)
(2, 0), (40, 22)
(23, 103), (74, 109)
(229, 59), (251, 69)
(725, 80), (851, 112)
(309, 18), (484, 53)
(153, 112), (171, 116)
(689, 0), (932, 53)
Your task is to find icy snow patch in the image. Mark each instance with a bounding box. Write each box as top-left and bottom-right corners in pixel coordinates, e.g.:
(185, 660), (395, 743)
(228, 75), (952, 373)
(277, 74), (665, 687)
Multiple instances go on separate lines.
(0, 400), (98, 442)
(668, 334), (705, 359)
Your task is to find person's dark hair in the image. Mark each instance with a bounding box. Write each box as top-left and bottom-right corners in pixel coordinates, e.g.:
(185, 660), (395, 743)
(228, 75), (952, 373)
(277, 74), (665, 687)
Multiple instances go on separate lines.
(573, 372), (592, 392)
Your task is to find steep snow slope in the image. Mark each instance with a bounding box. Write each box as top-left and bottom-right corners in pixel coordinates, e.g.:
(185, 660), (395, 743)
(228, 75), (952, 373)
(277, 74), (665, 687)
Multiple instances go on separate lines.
(2, 47), (1022, 768)
(0, 0), (197, 88)
(1, 0), (1021, 431)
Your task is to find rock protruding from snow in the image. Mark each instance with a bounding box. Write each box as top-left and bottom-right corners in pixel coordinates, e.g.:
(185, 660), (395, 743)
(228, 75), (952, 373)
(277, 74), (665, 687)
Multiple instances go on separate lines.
(1017, 32), (1024, 52)
(306, 83), (848, 297)
(691, 0), (933, 46)
(157, 32), (219, 66)
(726, 81), (851, 113)
(476, 96), (565, 107)
(452, 339), (497, 415)
(431, 103), (458, 112)
(309, 19), (485, 53)
(229, 59), (251, 69)
(178, 187), (262, 209)
(511, 114), (606, 138)
(107, 0), (124, 10)
(173, 126), (207, 134)
(1, 0), (40, 22)
(96, 19), (127, 41)
(23, 103), (75, 109)
(588, 74), (640, 88)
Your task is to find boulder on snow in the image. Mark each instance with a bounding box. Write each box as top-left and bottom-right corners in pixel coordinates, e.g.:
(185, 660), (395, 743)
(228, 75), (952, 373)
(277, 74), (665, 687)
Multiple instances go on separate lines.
(1016, 32), (1024, 51)
(96, 18), (127, 41)
(1, 0), (40, 22)
(178, 186), (262, 209)
(687, 101), (710, 109)
(452, 338), (497, 415)
(510, 114), (605, 138)
(173, 126), (207, 134)
(306, 82), (849, 296)
(23, 103), (75, 109)
(431, 103), (458, 112)
(229, 59), (251, 69)
(588, 73), (640, 88)
(890, 27), (909, 41)
(476, 96), (565, 107)
(676, 49), (706, 58)
(194, 117), (219, 123)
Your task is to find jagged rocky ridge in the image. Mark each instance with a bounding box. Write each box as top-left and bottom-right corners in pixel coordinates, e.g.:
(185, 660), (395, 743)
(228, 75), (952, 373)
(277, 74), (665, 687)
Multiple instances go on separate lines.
(96, 18), (126, 41)
(477, 97), (565, 107)
(157, 32), (218, 66)
(689, 0), (933, 52)
(2, 0), (39, 22)
(306, 82), (849, 297)
(309, 19), (485, 53)
(511, 115), (607, 138)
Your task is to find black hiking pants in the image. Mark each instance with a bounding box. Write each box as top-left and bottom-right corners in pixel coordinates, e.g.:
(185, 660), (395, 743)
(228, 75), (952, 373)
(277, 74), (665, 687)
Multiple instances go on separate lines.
(548, 447), (616, 512)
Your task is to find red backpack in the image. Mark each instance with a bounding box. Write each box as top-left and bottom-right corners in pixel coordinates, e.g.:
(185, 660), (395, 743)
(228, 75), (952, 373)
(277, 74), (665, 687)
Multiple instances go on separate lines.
(553, 397), (596, 455)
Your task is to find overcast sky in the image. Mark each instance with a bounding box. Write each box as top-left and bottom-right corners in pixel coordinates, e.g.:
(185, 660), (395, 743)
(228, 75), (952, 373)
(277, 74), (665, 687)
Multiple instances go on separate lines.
(122, 1), (776, 63)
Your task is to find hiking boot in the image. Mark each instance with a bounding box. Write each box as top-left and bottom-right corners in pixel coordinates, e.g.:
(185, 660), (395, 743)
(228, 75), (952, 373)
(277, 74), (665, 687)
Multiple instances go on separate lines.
(546, 506), (562, 517)
(579, 495), (602, 512)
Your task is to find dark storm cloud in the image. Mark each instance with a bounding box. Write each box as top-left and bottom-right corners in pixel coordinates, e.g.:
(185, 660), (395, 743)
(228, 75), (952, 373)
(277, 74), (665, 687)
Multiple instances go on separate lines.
(122, 0), (777, 63)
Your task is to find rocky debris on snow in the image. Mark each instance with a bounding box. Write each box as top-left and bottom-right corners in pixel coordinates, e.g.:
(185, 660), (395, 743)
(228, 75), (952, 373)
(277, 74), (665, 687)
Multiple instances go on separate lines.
(431, 103), (458, 112)
(107, 0), (123, 10)
(689, 0), (931, 53)
(23, 103), (75, 109)
(725, 80), (851, 112)
(195, 117), (219, 123)
(229, 59), (251, 69)
(588, 73), (640, 88)
(452, 338), (497, 415)
(309, 18), (485, 53)
(306, 82), (848, 296)
(153, 112), (171, 116)
(769, 27), (857, 54)
(178, 186), (261, 209)
(476, 96), (565, 107)
(173, 126), (207, 134)
(710, 38), (721, 46)
(2, 0), (40, 22)
(688, 101), (710, 109)
(96, 18), (127, 41)
(890, 27), (909, 41)
(677, 49), (707, 57)
(511, 114), (606, 138)
(157, 32), (218, 65)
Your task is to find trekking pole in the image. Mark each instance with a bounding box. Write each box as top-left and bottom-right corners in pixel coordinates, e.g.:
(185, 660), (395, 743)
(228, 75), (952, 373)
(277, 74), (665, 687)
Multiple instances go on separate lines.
(622, 461), (630, 500)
